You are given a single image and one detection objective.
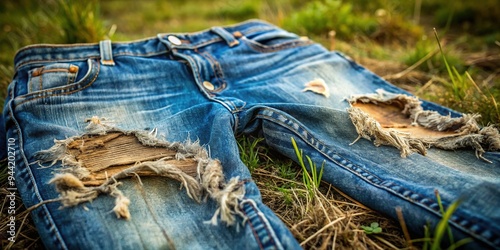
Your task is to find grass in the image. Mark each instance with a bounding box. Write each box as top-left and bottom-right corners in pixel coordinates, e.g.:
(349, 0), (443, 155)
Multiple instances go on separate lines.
(425, 28), (500, 125)
(246, 136), (407, 249)
(291, 137), (324, 200)
(237, 136), (268, 173)
(1, 0), (498, 249)
(412, 190), (472, 250)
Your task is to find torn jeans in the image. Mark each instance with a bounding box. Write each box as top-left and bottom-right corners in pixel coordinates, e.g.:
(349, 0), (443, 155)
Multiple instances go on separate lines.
(2, 19), (499, 249)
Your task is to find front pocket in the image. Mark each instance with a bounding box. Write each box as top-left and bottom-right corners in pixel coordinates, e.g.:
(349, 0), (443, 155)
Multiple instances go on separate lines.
(14, 59), (100, 104)
(28, 63), (80, 93)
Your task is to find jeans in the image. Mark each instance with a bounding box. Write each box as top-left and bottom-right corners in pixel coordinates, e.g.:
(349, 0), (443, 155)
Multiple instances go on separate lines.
(2, 19), (499, 249)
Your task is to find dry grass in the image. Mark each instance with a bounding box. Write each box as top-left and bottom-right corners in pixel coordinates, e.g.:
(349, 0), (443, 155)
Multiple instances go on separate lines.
(0, 184), (44, 249)
(253, 166), (407, 249)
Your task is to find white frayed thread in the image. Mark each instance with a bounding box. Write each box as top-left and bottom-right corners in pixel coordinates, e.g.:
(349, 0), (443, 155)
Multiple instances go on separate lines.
(348, 107), (427, 157)
(202, 160), (245, 227)
(38, 117), (247, 226)
(109, 184), (131, 220)
(48, 173), (131, 219)
(348, 90), (500, 162)
(48, 173), (98, 207)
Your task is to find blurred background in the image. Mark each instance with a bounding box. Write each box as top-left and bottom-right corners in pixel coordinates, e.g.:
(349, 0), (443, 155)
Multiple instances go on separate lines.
(1, 1), (499, 249)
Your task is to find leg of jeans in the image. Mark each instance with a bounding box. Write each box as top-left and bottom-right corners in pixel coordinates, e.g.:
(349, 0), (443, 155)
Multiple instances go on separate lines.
(195, 21), (500, 248)
(248, 106), (500, 249)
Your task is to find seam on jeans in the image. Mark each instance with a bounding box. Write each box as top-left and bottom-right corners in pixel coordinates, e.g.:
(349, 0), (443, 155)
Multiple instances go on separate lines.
(178, 53), (236, 117)
(16, 56), (100, 70)
(219, 101), (246, 134)
(7, 105), (68, 249)
(245, 214), (265, 250)
(199, 52), (227, 92)
(381, 181), (499, 247)
(256, 108), (500, 248)
(241, 27), (275, 35)
(111, 50), (169, 58)
(16, 59), (100, 106)
(256, 113), (380, 185)
(230, 101), (247, 114)
(184, 37), (223, 49)
(241, 199), (280, 250)
(16, 49), (170, 70)
(182, 55), (209, 98)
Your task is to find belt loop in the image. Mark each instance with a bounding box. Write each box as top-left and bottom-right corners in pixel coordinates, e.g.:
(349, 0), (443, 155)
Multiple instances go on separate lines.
(99, 40), (115, 66)
(210, 27), (239, 47)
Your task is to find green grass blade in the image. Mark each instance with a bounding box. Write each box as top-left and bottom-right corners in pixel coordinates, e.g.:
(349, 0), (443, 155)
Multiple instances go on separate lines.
(433, 28), (456, 86)
(431, 200), (461, 250)
(291, 137), (312, 190)
(306, 155), (315, 183)
(435, 190), (455, 245)
(452, 66), (463, 84)
(423, 224), (431, 250)
(318, 161), (325, 188)
(291, 137), (305, 168)
(448, 238), (473, 250)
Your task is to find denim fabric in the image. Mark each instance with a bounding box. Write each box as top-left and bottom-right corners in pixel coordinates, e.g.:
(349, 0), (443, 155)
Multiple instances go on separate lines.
(2, 19), (499, 249)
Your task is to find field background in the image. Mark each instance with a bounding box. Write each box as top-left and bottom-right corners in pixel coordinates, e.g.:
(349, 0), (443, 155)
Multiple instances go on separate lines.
(1, 0), (499, 249)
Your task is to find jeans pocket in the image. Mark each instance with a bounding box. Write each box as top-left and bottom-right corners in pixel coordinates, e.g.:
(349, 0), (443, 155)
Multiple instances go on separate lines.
(28, 63), (79, 93)
(242, 28), (312, 53)
(14, 59), (100, 104)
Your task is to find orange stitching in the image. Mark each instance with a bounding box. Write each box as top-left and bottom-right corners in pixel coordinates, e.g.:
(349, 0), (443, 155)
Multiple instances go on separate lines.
(38, 74), (43, 92)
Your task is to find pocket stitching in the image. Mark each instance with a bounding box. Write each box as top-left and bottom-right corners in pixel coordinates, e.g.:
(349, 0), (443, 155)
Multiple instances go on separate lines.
(17, 59), (100, 106)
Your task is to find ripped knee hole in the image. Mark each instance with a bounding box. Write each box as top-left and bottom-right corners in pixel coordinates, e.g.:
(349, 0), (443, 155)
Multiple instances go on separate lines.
(35, 117), (245, 225)
(347, 90), (500, 162)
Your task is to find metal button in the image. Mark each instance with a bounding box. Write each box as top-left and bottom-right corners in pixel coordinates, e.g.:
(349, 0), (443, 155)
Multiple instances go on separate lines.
(167, 35), (182, 45)
(202, 81), (215, 91)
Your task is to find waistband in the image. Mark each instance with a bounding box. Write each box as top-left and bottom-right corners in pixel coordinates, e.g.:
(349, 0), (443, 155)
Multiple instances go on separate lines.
(13, 19), (279, 70)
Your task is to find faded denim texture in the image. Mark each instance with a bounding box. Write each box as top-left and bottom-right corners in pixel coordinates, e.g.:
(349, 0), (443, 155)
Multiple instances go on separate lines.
(2, 20), (499, 249)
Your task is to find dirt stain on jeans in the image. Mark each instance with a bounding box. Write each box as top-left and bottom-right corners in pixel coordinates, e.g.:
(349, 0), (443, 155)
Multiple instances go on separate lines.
(347, 90), (500, 162)
(35, 116), (245, 225)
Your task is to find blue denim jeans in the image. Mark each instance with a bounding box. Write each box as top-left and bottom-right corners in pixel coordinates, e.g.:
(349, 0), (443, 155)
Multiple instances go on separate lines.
(2, 20), (499, 249)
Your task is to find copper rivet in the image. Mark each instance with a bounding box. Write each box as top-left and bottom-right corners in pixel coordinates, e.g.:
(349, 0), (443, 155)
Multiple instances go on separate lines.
(233, 31), (243, 38)
(32, 68), (42, 77)
(69, 65), (78, 73)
